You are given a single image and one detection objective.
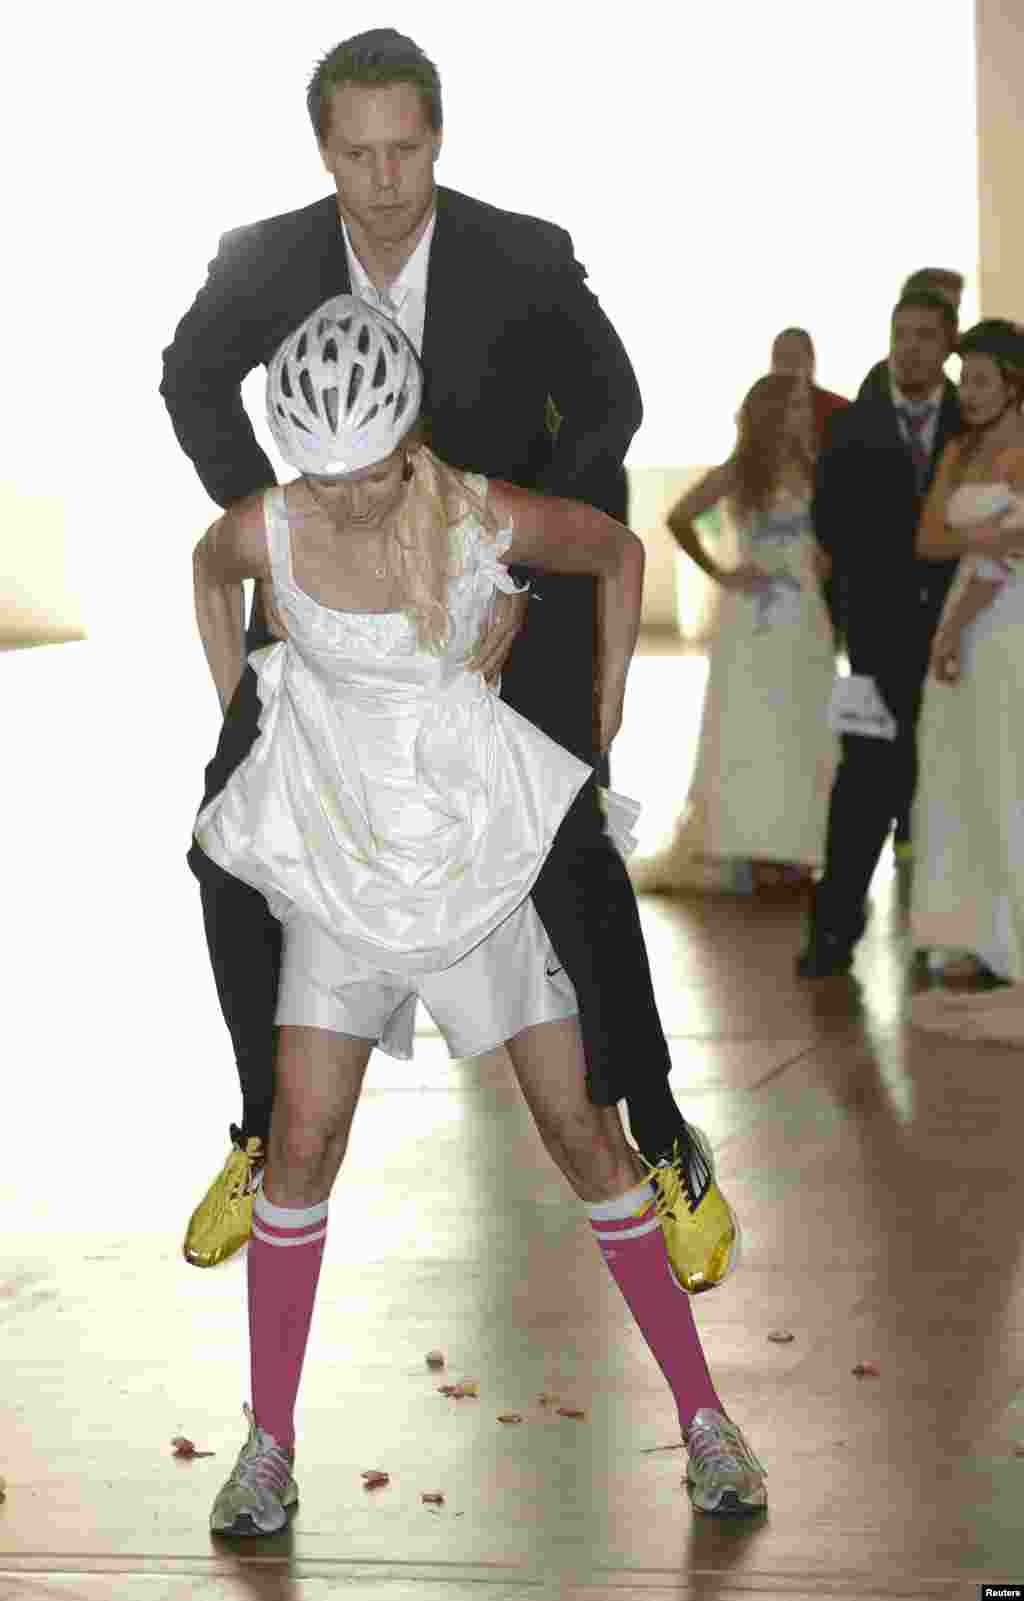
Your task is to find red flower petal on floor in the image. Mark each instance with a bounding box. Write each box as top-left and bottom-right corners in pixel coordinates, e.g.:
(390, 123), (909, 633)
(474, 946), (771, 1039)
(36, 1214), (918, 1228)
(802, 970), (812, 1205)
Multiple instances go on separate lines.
(556, 1407), (587, 1420)
(171, 1436), (215, 1459)
(425, 1350), (445, 1368)
(497, 1412), (523, 1424)
(767, 1330), (795, 1344)
(421, 1491), (444, 1504)
(852, 1361), (881, 1378)
(361, 1470), (390, 1489)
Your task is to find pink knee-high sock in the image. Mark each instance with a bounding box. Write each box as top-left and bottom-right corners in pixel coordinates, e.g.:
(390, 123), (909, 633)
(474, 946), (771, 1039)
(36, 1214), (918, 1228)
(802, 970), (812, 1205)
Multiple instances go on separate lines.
(247, 1189), (329, 1452)
(587, 1180), (725, 1432)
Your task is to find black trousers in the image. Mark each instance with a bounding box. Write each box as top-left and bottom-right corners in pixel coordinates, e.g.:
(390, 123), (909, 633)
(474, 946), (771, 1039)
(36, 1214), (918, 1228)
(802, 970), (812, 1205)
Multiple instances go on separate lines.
(188, 664), (669, 1142)
(812, 667), (925, 944)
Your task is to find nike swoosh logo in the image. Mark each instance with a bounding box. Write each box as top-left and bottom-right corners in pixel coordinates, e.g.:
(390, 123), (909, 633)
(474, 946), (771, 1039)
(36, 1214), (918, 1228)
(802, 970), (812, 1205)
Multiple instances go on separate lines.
(545, 964), (564, 977)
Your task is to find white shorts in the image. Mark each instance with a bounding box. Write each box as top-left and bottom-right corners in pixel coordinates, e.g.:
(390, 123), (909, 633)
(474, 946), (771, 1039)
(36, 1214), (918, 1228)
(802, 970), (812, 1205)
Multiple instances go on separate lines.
(275, 898), (579, 1060)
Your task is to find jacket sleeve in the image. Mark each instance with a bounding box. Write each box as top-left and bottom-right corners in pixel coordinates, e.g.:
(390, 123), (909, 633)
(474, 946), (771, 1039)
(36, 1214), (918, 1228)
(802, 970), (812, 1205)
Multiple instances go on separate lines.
(159, 227), (279, 510)
(533, 234), (642, 513)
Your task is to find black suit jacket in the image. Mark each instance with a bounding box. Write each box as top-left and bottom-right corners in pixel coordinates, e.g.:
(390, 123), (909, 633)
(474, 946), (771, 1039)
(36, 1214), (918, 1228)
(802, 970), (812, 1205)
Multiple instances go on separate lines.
(160, 187), (642, 764)
(812, 364), (961, 704)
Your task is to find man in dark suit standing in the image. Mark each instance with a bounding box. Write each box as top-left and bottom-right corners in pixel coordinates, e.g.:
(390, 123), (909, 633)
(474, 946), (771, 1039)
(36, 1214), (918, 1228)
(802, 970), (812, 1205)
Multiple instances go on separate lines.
(797, 289), (962, 977)
(163, 29), (730, 1277)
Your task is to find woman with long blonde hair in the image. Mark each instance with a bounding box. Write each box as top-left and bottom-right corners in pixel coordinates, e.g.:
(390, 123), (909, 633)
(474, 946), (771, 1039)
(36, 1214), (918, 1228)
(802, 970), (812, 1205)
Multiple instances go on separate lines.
(190, 298), (765, 1538)
(630, 372), (838, 895)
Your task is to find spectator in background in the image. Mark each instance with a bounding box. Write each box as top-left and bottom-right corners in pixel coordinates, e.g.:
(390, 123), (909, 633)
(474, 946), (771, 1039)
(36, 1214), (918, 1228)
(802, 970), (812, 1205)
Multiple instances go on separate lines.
(771, 328), (848, 644)
(630, 374), (837, 897)
(771, 327), (849, 447)
(853, 269), (965, 873)
(796, 290), (962, 978)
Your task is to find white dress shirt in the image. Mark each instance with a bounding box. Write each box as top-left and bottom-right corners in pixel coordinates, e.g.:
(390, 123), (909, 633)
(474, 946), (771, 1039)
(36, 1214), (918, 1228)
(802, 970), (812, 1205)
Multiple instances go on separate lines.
(340, 209), (436, 356)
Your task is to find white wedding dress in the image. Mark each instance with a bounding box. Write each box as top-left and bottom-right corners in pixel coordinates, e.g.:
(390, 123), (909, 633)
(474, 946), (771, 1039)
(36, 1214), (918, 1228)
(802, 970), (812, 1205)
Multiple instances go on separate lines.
(195, 481), (638, 976)
(911, 474), (1024, 1038)
(630, 486), (838, 893)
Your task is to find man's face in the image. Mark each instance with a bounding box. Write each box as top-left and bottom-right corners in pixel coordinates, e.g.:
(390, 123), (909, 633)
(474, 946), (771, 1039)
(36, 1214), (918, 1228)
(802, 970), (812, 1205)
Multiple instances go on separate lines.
(771, 335), (814, 381)
(320, 81), (441, 251)
(889, 308), (951, 395)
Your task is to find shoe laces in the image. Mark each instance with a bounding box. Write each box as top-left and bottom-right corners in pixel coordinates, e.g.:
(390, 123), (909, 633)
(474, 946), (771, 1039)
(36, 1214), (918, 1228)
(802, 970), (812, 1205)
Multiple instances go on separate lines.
(231, 1404), (293, 1495)
(221, 1140), (265, 1212)
(641, 1132), (711, 1221)
(684, 1411), (766, 1479)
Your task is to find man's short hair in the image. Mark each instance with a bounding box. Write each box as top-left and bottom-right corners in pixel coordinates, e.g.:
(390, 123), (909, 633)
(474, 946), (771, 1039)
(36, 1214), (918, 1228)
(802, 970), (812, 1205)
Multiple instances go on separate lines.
(900, 267), (965, 305)
(307, 28), (443, 145)
(891, 288), (958, 344)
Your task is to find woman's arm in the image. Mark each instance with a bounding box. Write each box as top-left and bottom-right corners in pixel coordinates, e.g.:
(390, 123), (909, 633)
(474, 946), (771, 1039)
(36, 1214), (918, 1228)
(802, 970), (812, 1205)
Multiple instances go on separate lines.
(665, 463), (733, 582)
(487, 479), (645, 750)
(916, 442), (977, 559)
(930, 570), (1005, 683)
(193, 495), (272, 713)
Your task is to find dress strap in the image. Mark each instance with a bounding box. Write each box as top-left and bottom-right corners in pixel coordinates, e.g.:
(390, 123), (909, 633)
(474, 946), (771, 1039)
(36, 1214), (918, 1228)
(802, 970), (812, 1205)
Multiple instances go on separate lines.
(261, 487), (295, 592)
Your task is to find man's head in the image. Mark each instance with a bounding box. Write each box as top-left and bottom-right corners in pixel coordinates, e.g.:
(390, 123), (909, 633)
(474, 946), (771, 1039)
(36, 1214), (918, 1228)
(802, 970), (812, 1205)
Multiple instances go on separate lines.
(308, 30), (442, 253)
(770, 328), (816, 381)
(889, 289), (957, 399)
(900, 267), (965, 315)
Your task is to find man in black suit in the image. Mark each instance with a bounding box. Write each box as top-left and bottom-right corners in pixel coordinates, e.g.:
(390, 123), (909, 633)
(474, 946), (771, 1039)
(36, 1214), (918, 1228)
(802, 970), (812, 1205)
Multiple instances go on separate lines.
(163, 29), (728, 1273)
(797, 289), (962, 977)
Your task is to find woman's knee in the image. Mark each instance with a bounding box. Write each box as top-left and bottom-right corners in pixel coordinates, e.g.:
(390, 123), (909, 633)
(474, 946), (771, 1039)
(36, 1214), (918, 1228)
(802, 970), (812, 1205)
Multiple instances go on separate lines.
(548, 1120), (642, 1202)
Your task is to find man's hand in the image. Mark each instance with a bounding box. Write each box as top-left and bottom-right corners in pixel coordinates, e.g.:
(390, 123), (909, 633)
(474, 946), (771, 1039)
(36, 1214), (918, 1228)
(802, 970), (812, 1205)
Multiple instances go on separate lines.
(464, 588), (528, 683)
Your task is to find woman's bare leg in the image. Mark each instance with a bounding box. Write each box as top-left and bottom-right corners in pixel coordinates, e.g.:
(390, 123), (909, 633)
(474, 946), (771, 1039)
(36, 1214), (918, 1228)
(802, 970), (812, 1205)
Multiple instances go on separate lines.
(263, 1025), (374, 1206)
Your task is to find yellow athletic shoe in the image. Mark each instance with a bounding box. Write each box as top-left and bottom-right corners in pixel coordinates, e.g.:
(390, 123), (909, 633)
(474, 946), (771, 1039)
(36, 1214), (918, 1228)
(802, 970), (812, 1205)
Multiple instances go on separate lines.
(644, 1126), (741, 1295)
(183, 1137), (265, 1268)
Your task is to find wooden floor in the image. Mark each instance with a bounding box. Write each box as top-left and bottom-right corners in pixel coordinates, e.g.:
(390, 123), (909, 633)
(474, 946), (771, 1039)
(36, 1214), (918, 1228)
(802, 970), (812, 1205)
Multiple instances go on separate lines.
(3, 641), (1023, 1599)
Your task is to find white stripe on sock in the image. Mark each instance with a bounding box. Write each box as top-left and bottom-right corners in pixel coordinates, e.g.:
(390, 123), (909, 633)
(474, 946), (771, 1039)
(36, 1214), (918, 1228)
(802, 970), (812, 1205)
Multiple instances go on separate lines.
(253, 1192), (329, 1230)
(585, 1180), (656, 1222)
(591, 1215), (662, 1243)
(252, 1222), (329, 1249)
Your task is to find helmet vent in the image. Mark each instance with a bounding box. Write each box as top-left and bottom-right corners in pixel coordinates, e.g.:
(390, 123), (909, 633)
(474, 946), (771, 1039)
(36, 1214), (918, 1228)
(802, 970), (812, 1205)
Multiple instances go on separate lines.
(323, 385), (339, 433)
(299, 369), (318, 417)
(346, 365), (364, 412)
(279, 364), (293, 400)
(296, 331), (308, 363)
(322, 336), (339, 366)
(373, 350), (387, 390)
(357, 325), (371, 356)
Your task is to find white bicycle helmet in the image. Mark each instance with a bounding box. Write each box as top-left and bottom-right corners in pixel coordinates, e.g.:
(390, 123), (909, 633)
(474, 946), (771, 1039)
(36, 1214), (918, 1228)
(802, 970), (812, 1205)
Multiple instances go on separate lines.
(266, 295), (423, 475)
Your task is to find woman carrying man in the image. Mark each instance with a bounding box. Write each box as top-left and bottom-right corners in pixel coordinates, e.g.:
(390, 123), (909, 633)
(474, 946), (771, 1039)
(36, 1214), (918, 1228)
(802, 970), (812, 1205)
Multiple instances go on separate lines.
(190, 297), (765, 1534)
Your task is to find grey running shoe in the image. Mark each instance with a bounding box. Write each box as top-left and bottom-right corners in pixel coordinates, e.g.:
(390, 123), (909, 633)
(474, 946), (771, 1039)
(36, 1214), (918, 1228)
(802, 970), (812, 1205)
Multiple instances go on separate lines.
(683, 1407), (767, 1516)
(210, 1405), (298, 1536)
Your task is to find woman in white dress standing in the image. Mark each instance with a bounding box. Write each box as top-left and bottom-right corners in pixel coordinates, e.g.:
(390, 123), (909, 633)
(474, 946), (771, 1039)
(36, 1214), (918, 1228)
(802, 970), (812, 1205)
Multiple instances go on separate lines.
(909, 320), (1024, 1035)
(190, 297), (765, 1537)
(630, 374), (838, 895)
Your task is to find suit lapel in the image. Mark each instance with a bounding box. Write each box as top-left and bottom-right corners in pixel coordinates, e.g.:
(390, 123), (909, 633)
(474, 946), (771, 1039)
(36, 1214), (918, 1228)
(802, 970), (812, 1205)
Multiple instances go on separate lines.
(314, 195), (352, 300)
(420, 189), (464, 400)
